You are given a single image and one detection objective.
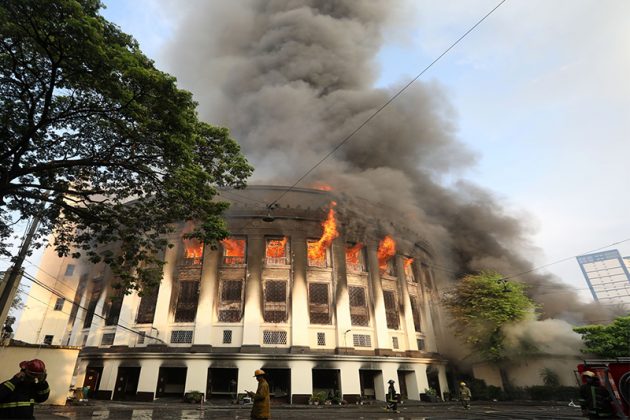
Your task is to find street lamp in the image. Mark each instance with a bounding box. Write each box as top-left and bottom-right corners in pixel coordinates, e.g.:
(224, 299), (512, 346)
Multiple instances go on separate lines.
(344, 329), (351, 355)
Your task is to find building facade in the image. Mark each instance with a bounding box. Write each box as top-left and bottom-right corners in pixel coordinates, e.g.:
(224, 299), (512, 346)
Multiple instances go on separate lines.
(576, 249), (630, 312)
(16, 186), (450, 403)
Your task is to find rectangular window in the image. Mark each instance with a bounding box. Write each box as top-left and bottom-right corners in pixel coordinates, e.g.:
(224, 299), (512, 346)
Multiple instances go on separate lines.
(352, 334), (371, 348)
(101, 333), (115, 346)
(392, 336), (399, 349)
(182, 238), (204, 266)
(265, 280), (287, 302)
(263, 280), (287, 323)
(222, 237), (246, 265)
(349, 286), (369, 326)
(218, 279), (243, 322)
(317, 332), (326, 346)
(174, 280), (199, 323)
(410, 296), (422, 332)
(137, 332), (146, 345)
(223, 330), (233, 344)
(263, 330), (287, 345)
(64, 264), (75, 276)
(383, 290), (399, 329)
(53, 297), (65, 311)
(136, 286), (159, 324)
(83, 280), (103, 329)
(345, 243), (366, 272)
(170, 330), (193, 344)
(307, 239), (331, 268)
(308, 282), (330, 324)
(43, 335), (53, 345)
(404, 258), (416, 282)
(105, 289), (123, 326)
(265, 237), (289, 266)
(417, 338), (425, 351)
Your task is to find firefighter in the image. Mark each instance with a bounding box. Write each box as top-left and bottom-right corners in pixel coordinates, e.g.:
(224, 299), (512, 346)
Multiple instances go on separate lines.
(459, 382), (472, 409)
(0, 359), (49, 419)
(579, 370), (615, 419)
(246, 369), (270, 419)
(385, 379), (399, 413)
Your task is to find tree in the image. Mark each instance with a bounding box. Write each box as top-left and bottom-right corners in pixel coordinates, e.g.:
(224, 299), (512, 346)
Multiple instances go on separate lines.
(0, 0), (252, 292)
(442, 271), (536, 361)
(573, 315), (630, 358)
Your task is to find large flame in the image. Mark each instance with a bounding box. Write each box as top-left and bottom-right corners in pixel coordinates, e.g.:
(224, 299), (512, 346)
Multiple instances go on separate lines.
(311, 182), (333, 191)
(345, 243), (363, 265)
(222, 238), (246, 257)
(183, 238), (204, 262)
(404, 257), (414, 278)
(266, 237), (288, 258)
(307, 202), (339, 263)
(377, 235), (396, 272)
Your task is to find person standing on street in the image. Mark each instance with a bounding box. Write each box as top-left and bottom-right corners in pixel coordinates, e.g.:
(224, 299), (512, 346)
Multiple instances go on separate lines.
(385, 379), (400, 413)
(247, 369), (270, 419)
(579, 371), (616, 419)
(0, 359), (49, 419)
(459, 382), (472, 409)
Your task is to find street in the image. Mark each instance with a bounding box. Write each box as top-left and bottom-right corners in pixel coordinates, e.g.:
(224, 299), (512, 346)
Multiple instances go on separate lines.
(36, 400), (585, 419)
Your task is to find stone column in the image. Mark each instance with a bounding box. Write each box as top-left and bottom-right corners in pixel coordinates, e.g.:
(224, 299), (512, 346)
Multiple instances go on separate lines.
(99, 359), (121, 400)
(396, 257), (418, 352)
(338, 362), (361, 403)
(152, 240), (179, 341)
(377, 363), (399, 402)
(113, 292), (138, 346)
(412, 364), (429, 400)
(290, 232), (310, 350)
(333, 237), (352, 352)
(241, 234), (264, 350)
(237, 359), (262, 395)
(437, 364), (450, 399)
(365, 241), (389, 351)
(290, 360), (315, 404)
(184, 359), (210, 397)
(194, 247), (220, 345)
(137, 359), (162, 400)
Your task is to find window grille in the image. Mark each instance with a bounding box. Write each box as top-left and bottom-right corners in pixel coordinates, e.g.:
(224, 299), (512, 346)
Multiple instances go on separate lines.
(417, 338), (425, 351)
(218, 309), (242, 323)
(221, 280), (243, 301)
(384, 259), (396, 276)
(392, 336), (399, 349)
(137, 332), (146, 345)
(170, 330), (193, 344)
(265, 238), (289, 266)
(410, 297), (422, 332)
(317, 332), (326, 346)
(43, 335), (53, 345)
(53, 297), (64, 311)
(219, 278), (243, 322)
(383, 290), (399, 329)
(349, 286), (369, 326)
(222, 238), (246, 265)
(64, 264), (75, 276)
(263, 280), (287, 323)
(308, 282), (330, 324)
(345, 243), (366, 272)
(136, 286), (159, 324)
(352, 334), (371, 348)
(101, 333), (115, 346)
(223, 330), (233, 344)
(174, 280), (200, 322)
(263, 330), (287, 345)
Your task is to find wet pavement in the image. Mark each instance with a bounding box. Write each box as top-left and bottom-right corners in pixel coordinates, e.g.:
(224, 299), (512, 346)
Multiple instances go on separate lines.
(35, 400), (585, 419)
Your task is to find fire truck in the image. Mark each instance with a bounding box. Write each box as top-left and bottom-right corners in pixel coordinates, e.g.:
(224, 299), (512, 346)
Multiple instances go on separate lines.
(577, 358), (630, 418)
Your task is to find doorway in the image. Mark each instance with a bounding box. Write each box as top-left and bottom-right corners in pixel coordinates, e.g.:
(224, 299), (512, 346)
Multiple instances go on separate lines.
(312, 369), (341, 400)
(261, 368), (291, 403)
(359, 370), (379, 400)
(113, 367), (140, 400)
(156, 367), (187, 398)
(82, 366), (103, 399)
(207, 368), (238, 401)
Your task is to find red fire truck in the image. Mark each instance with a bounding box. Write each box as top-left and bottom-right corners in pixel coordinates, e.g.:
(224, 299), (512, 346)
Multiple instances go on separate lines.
(577, 358), (630, 418)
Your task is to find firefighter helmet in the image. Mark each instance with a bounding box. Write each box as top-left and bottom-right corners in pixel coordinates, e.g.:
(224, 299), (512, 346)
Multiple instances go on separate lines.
(460, 382), (467, 386)
(582, 371), (596, 378)
(254, 369), (265, 377)
(19, 359), (46, 376)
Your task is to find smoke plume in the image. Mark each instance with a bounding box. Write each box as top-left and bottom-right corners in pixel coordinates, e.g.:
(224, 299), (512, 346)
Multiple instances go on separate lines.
(164, 0), (612, 326)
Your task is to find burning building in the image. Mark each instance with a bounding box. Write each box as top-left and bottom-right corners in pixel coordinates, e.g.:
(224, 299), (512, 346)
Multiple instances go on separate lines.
(15, 186), (449, 403)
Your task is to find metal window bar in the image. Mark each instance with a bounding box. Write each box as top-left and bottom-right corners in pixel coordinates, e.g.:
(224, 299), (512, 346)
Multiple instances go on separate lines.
(317, 332), (326, 346)
(352, 334), (372, 348)
(53, 297), (64, 311)
(170, 330), (193, 344)
(383, 290), (399, 329)
(263, 330), (287, 345)
(392, 336), (399, 349)
(349, 286), (369, 326)
(223, 330), (233, 344)
(223, 255), (246, 265)
(308, 283), (330, 324)
(101, 333), (115, 346)
(409, 297), (422, 332)
(136, 286), (159, 324)
(174, 280), (200, 323)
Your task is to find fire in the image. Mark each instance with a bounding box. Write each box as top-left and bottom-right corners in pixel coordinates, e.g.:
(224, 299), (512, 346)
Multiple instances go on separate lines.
(311, 182), (333, 191)
(345, 243), (363, 265)
(222, 238), (246, 257)
(404, 257), (414, 269)
(308, 202), (339, 263)
(183, 238), (204, 261)
(377, 236), (396, 272)
(266, 237), (288, 258)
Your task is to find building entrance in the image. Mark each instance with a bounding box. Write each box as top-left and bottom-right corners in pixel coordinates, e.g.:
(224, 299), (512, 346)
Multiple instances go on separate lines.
(113, 367), (140, 400)
(156, 367), (187, 398)
(207, 368), (238, 401)
(312, 369), (341, 400)
(262, 368), (290, 403)
(359, 369), (379, 400)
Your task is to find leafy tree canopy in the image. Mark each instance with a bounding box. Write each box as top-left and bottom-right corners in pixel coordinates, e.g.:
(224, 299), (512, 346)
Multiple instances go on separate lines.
(0, 0), (253, 292)
(442, 271), (536, 361)
(573, 315), (630, 358)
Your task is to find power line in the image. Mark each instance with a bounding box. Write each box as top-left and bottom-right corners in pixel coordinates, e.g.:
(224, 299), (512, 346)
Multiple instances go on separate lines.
(266, 0), (508, 208)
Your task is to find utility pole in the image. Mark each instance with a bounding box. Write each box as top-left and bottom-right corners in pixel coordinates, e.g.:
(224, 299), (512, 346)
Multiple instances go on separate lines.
(0, 214), (42, 329)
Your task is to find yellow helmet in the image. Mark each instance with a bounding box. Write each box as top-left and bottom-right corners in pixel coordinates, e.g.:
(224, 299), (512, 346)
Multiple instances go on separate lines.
(254, 369), (266, 377)
(581, 371), (595, 378)
(460, 382), (466, 386)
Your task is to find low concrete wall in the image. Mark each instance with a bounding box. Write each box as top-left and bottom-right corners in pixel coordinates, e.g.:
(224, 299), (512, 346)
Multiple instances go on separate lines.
(0, 343), (80, 405)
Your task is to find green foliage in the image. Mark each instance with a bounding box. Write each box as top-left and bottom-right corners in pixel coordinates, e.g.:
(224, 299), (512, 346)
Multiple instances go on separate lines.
(573, 315), (630, 357)
(0, 0), (252, 293)
(442, 271), (536, 361)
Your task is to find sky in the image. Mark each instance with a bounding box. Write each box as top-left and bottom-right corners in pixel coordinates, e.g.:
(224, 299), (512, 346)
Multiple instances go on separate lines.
(5, 0), (629, 307)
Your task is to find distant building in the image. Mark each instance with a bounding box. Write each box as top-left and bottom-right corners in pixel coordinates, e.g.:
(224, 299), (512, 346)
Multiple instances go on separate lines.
(576, 250), (630, 311)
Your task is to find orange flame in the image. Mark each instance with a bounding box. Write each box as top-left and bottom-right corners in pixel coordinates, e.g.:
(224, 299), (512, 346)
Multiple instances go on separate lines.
(377, 236), (396, 272)
(312, 182), (333, 191)
(404, 257), (414, 269)
(222, 238), (246, 257)
(345, 243), (363, 265)
(183, 238), (204, 259)
(404, 257), (414, 278)
(308, 202), (339, 263)
(266, 237), (288, 258)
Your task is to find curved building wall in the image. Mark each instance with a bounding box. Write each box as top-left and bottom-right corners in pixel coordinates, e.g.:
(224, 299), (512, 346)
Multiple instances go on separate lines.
(17, 186), (450, 403)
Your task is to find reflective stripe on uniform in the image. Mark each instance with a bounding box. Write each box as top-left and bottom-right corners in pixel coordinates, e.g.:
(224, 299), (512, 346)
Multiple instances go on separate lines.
(0, 401), (34, 408)
(37, 387), (49, 394)
(2, 381), (15, 391)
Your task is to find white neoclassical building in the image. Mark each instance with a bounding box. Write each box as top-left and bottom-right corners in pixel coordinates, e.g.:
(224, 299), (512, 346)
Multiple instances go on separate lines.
(16, 186), (450, 403)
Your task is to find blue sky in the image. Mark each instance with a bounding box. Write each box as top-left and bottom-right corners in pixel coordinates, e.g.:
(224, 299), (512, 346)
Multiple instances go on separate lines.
(5, 1), (628, 306)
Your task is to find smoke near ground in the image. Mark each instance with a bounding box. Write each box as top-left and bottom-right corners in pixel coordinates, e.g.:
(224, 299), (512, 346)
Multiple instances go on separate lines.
(164, 0), (612, 330)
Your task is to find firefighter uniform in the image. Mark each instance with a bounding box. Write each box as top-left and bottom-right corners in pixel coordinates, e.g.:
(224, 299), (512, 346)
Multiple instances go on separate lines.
(0, 359), (49, 419)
